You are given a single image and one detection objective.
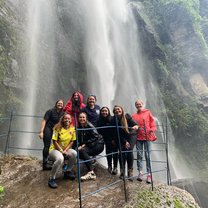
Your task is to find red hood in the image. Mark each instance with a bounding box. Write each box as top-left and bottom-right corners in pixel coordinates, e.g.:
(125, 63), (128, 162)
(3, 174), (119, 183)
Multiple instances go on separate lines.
(64, 91), (85, 113)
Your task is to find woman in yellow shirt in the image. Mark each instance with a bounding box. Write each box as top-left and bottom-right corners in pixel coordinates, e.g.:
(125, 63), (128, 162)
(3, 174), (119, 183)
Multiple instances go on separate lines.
(48, 113), (77, 188)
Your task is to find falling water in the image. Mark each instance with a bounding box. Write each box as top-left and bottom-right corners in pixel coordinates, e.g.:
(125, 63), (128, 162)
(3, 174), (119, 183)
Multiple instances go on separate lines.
(10, 0), (190, 180)
(80, 0), (146, 109)
(12, 0), (57, 154)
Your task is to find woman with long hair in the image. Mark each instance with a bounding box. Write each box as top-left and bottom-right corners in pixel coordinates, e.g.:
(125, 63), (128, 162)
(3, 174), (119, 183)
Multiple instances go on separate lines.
(77, 112), (104, 181)
(39, 99), (65, 170)
(112, 105), (139, 180)
(48, 113), (77, 188)
(97, 107), (118, 175)
(64, 91), (85, 125)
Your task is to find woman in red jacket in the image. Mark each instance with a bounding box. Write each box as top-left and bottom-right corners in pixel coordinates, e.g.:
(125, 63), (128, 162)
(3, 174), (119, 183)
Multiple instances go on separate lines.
(132, 99), (156, 184)
(64, 91), (85, 125)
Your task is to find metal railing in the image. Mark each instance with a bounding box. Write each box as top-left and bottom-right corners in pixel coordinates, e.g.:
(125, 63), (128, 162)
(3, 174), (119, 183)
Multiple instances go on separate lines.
(0, 112), (171, 208)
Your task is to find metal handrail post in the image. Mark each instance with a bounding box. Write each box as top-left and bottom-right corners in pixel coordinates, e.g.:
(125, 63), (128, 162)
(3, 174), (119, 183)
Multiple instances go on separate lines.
(74, 113), (82, 208)
(165, 117), (172, 185)
(115, 116), (127, 202)
(162, 121), (169, 185)
(4, 111), (13, 155)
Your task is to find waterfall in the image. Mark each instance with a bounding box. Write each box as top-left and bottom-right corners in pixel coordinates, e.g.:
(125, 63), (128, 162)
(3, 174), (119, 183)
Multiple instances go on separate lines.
(80, 0), (146, 110)
(13, 0), (57, 155)
(11, 0), (190, 180)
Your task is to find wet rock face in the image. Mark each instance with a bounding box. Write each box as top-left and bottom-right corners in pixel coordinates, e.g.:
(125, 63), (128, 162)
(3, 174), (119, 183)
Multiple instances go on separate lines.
(0, 156), (200, 208)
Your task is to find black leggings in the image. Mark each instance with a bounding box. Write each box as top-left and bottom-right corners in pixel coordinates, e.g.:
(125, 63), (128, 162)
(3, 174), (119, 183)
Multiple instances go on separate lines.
(105, 141), (118, 168)
(43, 126), (53, 164)
(119, 135), (136, 170)
(79, 143), (104, 171)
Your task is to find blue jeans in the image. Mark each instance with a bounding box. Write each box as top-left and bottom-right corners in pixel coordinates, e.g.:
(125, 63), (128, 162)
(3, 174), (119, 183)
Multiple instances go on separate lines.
(136, 140), (151, 173)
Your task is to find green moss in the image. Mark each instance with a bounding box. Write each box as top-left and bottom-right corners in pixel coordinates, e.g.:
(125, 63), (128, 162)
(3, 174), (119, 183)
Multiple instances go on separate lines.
(174, 198), (184, 208)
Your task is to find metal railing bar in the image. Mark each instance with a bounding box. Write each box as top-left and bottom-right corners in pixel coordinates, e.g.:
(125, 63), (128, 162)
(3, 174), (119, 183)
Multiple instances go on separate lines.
(12, 114), (42, 118)
(0, 134), (8, 138)
(8, 146), (42, 151)
(10, 130), (39, 134)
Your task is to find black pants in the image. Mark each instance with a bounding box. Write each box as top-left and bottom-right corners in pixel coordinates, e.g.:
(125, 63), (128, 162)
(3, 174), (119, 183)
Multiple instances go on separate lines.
(79, 143), (104, 171)
(105, 141), (118, 168)
(43, 126), (53, 164)
(119, 135), (136, 170)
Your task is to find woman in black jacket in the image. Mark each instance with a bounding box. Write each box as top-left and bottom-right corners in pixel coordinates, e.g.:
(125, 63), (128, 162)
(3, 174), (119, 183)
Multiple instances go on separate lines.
(77, 112), (104, 181)
(111, 105), (139, 179)
(97, 107), (118, 175)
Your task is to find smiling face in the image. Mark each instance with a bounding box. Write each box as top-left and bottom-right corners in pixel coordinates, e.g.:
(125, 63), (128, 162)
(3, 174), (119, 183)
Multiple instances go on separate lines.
(135, 100), (143, 112)
(101, 107), (109, 118)
(113, 106), (123, 117)
(56, 100), (64, 110)
(73, 92), (79, 101)
(62, 114), (71, 128)
(87, 95), (96, 108)
(78, 112), (87, 126)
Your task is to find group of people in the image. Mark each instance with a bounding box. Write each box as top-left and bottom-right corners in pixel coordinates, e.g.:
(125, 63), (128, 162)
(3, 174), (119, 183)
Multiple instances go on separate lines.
(39, 91), (157, 189)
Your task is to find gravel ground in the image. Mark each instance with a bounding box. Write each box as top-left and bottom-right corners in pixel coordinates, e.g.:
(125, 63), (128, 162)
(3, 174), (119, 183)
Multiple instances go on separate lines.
(0, 155), (200, 208)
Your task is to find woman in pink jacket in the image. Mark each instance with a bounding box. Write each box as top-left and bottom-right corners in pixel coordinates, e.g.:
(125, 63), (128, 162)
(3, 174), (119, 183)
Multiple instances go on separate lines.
(64, 91), (86, 126)
(132, 99), (156, 184)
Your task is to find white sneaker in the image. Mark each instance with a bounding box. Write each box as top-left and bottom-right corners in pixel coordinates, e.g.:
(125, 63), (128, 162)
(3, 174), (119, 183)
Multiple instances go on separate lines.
(81, 171), (96, 181)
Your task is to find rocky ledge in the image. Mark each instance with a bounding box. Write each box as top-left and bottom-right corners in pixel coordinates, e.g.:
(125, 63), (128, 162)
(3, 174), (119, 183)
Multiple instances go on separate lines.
(0, 155), (200, 208)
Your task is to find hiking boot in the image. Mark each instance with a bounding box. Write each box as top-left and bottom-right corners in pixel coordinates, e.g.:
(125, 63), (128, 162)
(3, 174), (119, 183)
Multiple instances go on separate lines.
(48, 179), (58, 188)
(112, 167), (118, 175)
(146, 174), (152, 184)
(108, 166), (112, 174)
(128, 168), (133, 181)
(81, 171), (96, 181)
(64, 171), (76, 180)
(43, 163), (52, 171)
(137, 173), (143, 182)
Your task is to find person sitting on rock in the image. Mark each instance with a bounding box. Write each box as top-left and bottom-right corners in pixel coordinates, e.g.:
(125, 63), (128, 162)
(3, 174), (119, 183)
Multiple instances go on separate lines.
(48, 113), (77, 188)
(77, 112), (104, 181)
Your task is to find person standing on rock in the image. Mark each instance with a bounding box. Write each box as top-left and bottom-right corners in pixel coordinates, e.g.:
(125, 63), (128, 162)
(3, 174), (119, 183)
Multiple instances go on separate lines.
(64, 91), (86, 126)
(97, 106), (118, 175)
(132, 99), (157, 184)
(111, 105), (139, 180)
(48, 113), (77, 188)
(81, 95), (100, 126)
(39, 99), (65, 170)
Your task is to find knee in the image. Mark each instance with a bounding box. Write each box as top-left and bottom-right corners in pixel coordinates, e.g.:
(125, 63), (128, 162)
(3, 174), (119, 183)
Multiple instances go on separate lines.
(56, 156), (64, 165)
(68, 150), (77, 158)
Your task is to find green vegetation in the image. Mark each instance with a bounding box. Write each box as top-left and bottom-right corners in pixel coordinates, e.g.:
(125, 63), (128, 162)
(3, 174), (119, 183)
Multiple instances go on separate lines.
(137, 0), (208, 171)
(124, 185), (198, 208)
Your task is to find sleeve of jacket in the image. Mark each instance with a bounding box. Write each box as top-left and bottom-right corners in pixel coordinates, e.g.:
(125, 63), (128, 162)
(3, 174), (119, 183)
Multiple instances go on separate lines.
(86, 122), (103, 145)
(126, 113), (138, 127)
(63, 100), (72, 113)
